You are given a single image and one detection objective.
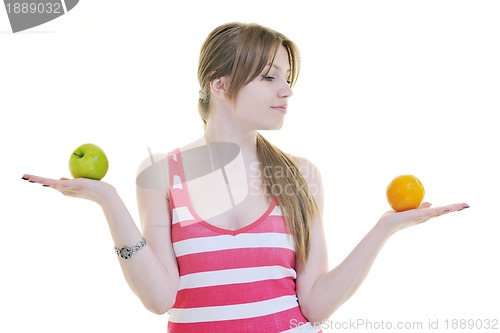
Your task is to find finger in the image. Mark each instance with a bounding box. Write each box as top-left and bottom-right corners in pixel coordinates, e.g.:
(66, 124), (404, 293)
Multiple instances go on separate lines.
(438, 203), (470, 213)
(22, 174), (35, 183)
(22, 174), (53, 186)
(420, 202), (432, 209)
(22, 174), (73, 188)
(417, 203), (469, 219)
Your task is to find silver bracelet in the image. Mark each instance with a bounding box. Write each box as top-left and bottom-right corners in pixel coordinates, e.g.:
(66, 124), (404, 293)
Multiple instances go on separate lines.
(115, 238), (146, 259)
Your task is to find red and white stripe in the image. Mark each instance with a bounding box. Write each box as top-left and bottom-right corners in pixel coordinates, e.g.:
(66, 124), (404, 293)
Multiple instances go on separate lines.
(166, 149), (321, 333)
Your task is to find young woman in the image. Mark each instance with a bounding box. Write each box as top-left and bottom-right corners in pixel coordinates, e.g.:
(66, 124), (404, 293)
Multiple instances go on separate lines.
(22, 22), (469, 332)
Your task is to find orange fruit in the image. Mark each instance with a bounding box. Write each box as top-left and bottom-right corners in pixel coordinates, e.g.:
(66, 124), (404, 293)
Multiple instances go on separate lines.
(386, 175), (425, 212)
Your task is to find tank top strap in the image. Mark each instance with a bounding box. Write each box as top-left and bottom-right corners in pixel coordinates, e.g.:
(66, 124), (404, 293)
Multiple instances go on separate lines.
(167, 148), (187, 209)
(168, 148), (200, 227)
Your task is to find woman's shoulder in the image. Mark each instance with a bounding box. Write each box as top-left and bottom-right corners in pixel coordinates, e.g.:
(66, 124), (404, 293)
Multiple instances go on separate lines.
(135, 137), (206, 193)
(289, 154), (323, 192)
(135, 151), (170, 196)
(173, 136), (208, 155)
(289, 154), (324, 212)
(289, 155), (321, 178)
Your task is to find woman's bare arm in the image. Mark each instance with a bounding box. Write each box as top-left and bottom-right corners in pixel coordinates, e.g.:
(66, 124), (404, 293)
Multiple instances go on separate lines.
(292, 158), (469, 323)
(22, 154), (179, 314)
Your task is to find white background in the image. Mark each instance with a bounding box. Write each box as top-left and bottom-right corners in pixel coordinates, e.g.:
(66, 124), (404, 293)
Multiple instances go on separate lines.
(1, 1), (499, 332)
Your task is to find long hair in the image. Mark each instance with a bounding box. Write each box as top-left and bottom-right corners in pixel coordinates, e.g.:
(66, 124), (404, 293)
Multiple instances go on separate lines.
(197, 22), (319, 268)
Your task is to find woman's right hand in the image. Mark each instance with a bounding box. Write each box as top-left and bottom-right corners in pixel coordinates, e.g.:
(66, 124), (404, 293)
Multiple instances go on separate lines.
(22, 174), (116, 206)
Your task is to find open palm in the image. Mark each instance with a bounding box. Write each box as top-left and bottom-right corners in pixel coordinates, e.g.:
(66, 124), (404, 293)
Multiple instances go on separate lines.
(22, 174), (116, 205)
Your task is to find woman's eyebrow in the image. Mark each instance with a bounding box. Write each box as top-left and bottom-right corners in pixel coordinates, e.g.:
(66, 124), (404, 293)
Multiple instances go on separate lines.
(267, 64), (291, 74)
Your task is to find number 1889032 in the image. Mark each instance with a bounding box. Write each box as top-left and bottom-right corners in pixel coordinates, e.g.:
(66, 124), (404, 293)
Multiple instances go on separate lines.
(444, 318), (498, 330)
(5, 2), (62, 14)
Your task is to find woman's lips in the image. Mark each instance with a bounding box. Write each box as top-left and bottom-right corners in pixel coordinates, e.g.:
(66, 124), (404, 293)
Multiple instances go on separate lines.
(272, 105), (287, 113)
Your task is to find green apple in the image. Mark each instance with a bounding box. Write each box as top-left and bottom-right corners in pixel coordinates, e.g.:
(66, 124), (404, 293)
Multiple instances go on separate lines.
(69, 143), (109, 180)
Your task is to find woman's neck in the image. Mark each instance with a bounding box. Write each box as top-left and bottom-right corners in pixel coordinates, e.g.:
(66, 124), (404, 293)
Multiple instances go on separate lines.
(204, 115), (259, 162)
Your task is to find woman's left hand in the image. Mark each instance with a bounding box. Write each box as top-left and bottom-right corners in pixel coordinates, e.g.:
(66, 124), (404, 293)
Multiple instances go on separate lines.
(378, 202), (470, 234)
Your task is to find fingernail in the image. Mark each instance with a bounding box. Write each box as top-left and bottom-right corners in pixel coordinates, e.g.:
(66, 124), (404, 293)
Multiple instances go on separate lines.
(28, 180), (35, 183)
(22, 177), (29, 180)
(42, 184), (50, 187)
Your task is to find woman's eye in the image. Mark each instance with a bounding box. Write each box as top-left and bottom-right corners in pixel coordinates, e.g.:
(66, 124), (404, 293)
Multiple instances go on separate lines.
(263, 75), (276, 81)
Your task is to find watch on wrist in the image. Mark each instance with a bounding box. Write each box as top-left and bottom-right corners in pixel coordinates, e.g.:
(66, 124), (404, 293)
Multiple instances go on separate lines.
(115, 238), (146, 259)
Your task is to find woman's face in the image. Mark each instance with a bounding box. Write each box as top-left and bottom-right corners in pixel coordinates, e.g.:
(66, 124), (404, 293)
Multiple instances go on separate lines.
(233, 45), (293, 131)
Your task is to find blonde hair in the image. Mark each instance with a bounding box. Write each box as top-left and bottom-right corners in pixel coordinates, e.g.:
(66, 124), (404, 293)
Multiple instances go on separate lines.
(197, 22), (319, 267)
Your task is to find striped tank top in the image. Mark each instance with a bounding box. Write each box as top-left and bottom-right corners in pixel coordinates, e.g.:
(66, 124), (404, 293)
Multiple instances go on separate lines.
(166, 149), (321, 332)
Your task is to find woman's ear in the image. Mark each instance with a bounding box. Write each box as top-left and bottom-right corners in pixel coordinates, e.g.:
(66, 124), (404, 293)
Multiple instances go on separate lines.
(210, 76), (229, 100)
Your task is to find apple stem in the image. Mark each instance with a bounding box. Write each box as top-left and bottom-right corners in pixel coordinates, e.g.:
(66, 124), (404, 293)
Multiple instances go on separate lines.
(73, 152), (83, 158)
